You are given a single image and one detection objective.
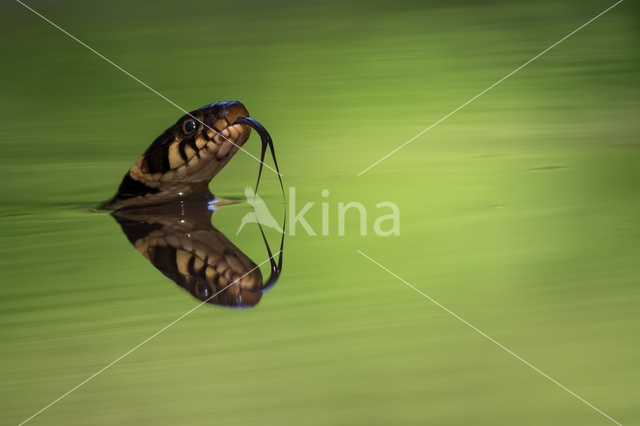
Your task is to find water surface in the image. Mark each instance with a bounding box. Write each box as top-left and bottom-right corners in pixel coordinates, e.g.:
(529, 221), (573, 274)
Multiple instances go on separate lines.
(1, 1), (639, 425)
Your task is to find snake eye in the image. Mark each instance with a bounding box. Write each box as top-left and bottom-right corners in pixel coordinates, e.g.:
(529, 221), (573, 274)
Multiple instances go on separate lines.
(182, 119), (197, 135)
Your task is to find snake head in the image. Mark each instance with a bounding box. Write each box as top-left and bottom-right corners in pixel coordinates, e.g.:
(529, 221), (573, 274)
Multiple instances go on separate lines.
(140, 101), (252, 182)
(105, 100), (282, 210)
(106, 101), (254, 209)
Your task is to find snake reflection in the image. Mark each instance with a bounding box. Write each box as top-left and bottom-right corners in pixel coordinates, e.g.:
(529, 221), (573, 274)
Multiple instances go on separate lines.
(113, 197), (283, 308)
(104, 101), (284, 307)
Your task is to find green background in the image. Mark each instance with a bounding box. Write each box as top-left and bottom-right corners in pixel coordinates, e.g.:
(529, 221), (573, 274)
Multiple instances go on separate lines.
(1, 0), (639, 425)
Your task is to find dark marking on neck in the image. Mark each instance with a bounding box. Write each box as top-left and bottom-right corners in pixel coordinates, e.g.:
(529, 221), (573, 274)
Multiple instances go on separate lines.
(144, 130), (173, 173)
(113, 173), (161, 202)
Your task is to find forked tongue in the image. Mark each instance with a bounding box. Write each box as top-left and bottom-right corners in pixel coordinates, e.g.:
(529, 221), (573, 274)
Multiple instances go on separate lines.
(234, 117), (283, 195)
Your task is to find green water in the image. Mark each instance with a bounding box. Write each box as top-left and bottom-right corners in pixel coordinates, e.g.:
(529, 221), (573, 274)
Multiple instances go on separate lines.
(1, 0), (639, 425)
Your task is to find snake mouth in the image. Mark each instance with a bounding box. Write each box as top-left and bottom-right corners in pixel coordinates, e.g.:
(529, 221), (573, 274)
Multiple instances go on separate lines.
(198, 122), (249, 162)
(138, 120), (251, 185)
(156, 114), (284, 190)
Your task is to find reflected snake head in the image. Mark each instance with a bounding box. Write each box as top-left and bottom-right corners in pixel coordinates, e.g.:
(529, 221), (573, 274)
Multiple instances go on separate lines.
(113, 209), (270, 308)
